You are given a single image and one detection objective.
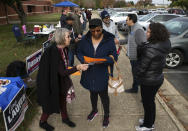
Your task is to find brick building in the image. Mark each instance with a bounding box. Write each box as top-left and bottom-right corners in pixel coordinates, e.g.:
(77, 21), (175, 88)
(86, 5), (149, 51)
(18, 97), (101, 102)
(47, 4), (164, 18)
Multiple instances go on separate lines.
(0, 0), (55, 25)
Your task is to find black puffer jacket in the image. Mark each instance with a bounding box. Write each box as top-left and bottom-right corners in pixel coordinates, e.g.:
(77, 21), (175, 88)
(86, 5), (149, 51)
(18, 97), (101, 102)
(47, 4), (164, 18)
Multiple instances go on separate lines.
(136, 40), (171, 86)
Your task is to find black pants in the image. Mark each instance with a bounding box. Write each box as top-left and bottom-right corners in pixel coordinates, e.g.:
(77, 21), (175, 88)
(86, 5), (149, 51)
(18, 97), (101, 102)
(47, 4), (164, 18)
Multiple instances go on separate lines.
(140, 83), (162, 128)
(90, 90), (109, 117)
(130, 60), (139, 91)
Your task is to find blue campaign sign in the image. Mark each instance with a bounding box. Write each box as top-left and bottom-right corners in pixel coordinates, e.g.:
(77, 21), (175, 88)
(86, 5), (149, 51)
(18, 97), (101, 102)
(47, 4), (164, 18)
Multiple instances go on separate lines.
(3, 85), (28, 131)
(26, 48), (42, 76)
(0, 77), (26, 110)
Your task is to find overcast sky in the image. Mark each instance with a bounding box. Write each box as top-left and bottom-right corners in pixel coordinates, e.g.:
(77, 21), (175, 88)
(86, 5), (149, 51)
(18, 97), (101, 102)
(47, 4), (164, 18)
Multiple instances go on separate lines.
(126, 0), (171, 5)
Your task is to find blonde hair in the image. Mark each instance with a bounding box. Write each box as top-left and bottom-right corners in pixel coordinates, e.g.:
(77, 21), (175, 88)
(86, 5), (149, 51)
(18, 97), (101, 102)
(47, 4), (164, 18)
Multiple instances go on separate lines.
(52, 28), (69, 45)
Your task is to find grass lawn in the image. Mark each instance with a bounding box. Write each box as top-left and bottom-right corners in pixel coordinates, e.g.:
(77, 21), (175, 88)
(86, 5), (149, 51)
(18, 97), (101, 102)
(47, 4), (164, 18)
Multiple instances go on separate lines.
(0, 24), (48, 131)
(27, 13), (61, 22)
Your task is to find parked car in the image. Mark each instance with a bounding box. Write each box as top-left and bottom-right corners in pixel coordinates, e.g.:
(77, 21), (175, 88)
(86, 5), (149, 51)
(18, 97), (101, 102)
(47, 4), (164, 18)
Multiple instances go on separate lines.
(128, 8), (138, 14)
(138, 9), (149, 15)
(138, 13), (184, 30)
(111, 12), (137, 24)
(148, 9), (157, 13)
(168, 8), (185, 15)
(117, 20), (126, 31)
(164, 17), (188, 68)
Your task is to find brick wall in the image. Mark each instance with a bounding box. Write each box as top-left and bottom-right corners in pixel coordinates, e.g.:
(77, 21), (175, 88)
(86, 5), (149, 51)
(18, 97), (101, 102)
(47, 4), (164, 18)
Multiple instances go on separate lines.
(0, 0), (55, 25)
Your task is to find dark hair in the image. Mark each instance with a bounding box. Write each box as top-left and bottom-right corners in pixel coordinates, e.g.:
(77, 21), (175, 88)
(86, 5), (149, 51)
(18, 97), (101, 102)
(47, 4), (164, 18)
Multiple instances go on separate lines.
(89, 18), (102, 29)
(128, 14), (137, 23)
(62, 9), (65, 13)
(6, 60), (28, 79)
(66, 16), (74, 21)
(148, 22), (169, 43)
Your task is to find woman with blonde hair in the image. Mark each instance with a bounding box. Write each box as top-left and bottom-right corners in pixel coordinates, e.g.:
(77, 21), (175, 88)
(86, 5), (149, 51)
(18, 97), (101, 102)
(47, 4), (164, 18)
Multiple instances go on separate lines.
(37, 28), (88, 131)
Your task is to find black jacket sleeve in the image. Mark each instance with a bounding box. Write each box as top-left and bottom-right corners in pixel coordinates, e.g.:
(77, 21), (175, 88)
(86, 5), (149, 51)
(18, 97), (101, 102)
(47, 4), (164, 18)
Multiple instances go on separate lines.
(58, 62), (78, 77)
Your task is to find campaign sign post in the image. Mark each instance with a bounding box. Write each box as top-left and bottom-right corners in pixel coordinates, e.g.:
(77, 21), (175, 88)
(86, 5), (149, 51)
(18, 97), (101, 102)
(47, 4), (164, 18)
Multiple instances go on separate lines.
(42, 40), (51, 52)
(26, 48), (42, 76)
(3, 86), (28, 131)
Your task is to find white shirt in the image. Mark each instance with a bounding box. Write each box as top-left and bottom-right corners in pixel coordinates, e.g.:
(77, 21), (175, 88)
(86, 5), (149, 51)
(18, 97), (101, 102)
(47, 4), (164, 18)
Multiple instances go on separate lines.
(103, 21), (119, 40)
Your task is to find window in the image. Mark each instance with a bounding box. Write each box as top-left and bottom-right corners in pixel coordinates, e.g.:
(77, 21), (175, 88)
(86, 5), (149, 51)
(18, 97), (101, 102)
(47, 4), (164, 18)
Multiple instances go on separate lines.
(151, 15), (163, 22)
(44, 6), (46, 11)
(184, 33), (188, 38)
(165, 20), (188, 35)
(163, 15), (179, 21)
(28, 6), (32, 13)
(122, 13), (128, 16)
(117, 13), (123, 17)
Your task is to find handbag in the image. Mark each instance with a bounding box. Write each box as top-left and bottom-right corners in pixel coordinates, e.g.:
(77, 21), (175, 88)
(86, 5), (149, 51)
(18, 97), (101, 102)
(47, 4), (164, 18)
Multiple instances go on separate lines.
(66, 80), (75, 103)
(108, 55), (125, 95)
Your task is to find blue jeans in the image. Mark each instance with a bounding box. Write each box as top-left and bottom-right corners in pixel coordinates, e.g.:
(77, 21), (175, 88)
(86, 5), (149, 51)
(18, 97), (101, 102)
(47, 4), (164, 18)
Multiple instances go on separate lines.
(68, 50), (74, 67)
(130, 60), (139, 91)
(82, 21), (86, 30)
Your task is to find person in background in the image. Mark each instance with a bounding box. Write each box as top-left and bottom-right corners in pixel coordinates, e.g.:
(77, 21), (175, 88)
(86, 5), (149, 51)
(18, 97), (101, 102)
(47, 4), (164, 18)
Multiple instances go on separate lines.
(60, 9), (68, 28)
(100, 10), (119, 46)
(85, 9), (92, 21)
(81, 9), (87, 30)
(37, 28), (88, 131)
(124, 14), (146, 93)
(135, 23), (171, 131)
(65, 16), (80, 66)
(71, 8), (83, 38)
(100, 10), (120, 75)
(77, 18), (118, 128)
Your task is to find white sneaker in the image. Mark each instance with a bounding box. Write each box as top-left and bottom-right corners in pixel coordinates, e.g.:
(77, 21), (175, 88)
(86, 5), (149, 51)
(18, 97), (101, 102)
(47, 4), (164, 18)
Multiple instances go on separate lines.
(139, 118), (144, 125)
(138, 118), (155, 129)
(135, 126), (153, 131)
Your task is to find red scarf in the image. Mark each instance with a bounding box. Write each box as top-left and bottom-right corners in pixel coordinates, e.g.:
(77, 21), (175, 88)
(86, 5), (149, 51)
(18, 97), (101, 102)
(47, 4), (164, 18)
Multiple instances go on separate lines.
(58, 48), (69, 68)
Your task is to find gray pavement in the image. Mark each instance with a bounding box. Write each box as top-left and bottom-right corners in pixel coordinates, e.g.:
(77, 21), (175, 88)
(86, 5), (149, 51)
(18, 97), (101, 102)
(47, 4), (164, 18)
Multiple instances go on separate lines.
(29, 53), (180, 131)
(164, 63), (188, 101)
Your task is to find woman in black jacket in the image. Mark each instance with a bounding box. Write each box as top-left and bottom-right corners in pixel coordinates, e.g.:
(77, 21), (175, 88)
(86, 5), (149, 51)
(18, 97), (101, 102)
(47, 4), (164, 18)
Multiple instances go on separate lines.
(135, 23), (171, 131)
(37, 28), (88, 131)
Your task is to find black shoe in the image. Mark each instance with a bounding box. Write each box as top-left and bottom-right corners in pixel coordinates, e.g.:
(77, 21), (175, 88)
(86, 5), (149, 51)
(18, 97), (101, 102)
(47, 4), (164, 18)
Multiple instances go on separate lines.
(87, 110), (98, 121)
(62, 118), (76, 128)
(103, 116), (109, 128)
(39, 121), (54, 131)
(125, 88), (138, 93)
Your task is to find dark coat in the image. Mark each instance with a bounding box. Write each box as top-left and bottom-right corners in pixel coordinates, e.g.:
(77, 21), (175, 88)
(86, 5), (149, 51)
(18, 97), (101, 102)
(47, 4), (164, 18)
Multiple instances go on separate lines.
(77, 30), (118, 92)
(136, 40), (171, 86)
(71, 13), (83, 35)
(60, 14), (67, 28)
(36, 43), (77, 114)
(65, 24), (78, 53)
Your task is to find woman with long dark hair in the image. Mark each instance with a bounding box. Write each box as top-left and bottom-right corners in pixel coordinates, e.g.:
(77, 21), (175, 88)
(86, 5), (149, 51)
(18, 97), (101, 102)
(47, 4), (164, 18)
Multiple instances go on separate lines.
(135, 23), (171, 131)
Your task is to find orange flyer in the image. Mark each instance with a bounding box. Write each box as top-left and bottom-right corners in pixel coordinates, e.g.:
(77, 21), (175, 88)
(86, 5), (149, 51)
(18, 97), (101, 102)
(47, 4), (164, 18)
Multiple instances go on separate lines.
(84, 56), (107, 63)
(68, 66), (81, 76)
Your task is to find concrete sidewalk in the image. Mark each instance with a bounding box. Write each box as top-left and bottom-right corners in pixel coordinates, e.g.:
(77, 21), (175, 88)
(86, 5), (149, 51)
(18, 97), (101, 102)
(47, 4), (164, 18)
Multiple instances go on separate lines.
(29, 52), (180, 131)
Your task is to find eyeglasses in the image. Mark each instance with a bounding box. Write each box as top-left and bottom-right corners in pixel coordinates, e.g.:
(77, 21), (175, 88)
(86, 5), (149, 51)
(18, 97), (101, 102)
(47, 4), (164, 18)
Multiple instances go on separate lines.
(90, 29), (102, 33)
(104, 17), (110, 19)
(66, 35), (71, 38)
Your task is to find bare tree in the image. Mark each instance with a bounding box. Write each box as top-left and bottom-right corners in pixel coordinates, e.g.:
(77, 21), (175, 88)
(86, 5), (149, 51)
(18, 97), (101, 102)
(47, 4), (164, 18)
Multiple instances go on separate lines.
(1, 0), (27, 25)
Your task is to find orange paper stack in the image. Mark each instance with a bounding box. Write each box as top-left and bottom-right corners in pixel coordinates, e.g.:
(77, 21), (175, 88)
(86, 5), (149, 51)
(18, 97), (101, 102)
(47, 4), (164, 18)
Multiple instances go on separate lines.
(68, 67), (81, 76)
(84, 56), (107, 63)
